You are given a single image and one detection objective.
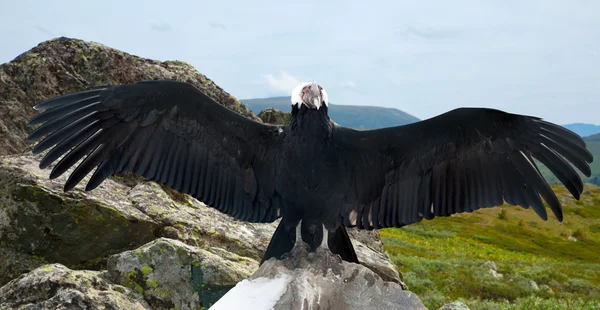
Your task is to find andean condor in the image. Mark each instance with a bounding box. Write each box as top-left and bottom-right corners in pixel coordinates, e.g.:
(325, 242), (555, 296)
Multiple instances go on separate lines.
(26, 80), (594, 264)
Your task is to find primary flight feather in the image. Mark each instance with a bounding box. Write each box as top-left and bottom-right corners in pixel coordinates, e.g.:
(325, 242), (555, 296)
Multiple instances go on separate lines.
(26, 80), (594, 264)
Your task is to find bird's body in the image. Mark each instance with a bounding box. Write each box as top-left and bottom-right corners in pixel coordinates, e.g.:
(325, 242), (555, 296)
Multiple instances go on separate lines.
(25, 79), (594, 266)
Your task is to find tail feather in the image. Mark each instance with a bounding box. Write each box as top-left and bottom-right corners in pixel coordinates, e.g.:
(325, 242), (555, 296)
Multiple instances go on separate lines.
(261, 220), (294, 265)
(328, 225), (359, 263)
(261, 221), (359, 265)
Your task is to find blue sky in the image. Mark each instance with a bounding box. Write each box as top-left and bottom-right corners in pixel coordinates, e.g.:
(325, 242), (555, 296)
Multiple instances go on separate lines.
(1, 0), (599, 124)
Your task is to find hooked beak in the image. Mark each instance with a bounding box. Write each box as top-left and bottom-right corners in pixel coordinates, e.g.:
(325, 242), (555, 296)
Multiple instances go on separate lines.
(313, 96), (322, 110)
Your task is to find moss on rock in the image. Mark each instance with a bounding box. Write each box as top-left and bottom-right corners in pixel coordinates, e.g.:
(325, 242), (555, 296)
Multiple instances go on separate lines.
(107, 238), (255, 309)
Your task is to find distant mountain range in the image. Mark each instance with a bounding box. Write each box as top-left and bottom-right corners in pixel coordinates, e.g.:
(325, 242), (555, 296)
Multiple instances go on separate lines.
(562, 123), (600, 138)
(241, 96), (420, 129)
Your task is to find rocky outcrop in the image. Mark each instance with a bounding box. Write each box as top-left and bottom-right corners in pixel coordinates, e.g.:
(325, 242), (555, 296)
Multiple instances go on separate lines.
(212, 248), (425, 310)
(1, 238), (415, 310)
(0, 247), (46, 287)
(0, 264), (150, 310)
(106, 238), (256, 309)
(257, 108), (291, 125)
(0, 37), (259, 157)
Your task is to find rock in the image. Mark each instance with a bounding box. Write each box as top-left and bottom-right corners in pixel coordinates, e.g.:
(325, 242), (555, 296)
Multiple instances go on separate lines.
(529, 280), (540, 291)
(481, 260), (498, 271)
(540, 284), (554, 295)
(257, 108), (290, 125)
(0, 154), (159, 269)
(351, 239), (405, 286)
(439, 301), (471, 310)
(0, 264), (149, 310)
(0, 37), (259, 158)
(568, 235), (578, 242)
(488, 269), (503, 279)
(211, 248), (426, 310)
(0, 247), (46, 287)
(107, 237), (255, 309)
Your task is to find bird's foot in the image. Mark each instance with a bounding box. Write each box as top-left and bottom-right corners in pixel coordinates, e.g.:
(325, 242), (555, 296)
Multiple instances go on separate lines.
(285, 240), (310, 259)
(311, 245), (342, 265)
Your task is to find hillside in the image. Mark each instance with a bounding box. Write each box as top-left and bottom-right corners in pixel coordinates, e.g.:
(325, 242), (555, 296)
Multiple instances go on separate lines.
(382, 184), (600, 309)
(562, 123), (600, 137)
(585, 133), (600, 142)
(241, 96), (420, 129)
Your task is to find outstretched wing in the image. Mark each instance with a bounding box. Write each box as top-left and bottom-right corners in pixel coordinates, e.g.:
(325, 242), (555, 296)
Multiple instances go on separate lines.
(26, 80), (285, 223)
(332, 107), (594, 229)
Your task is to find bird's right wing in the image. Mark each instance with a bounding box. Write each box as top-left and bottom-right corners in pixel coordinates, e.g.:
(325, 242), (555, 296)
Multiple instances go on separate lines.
(331, 108), (593, 229)
(26, 80), (286, 223)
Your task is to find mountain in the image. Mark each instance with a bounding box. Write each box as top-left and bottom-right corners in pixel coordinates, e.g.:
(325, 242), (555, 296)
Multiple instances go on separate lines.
(585, 133), (600, 142)
(241, 96), (420, 129)
(562, 123), (600, 137)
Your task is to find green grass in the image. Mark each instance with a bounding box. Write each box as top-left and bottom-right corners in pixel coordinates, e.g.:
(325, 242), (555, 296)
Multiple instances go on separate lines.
(381, 184), (600, 310)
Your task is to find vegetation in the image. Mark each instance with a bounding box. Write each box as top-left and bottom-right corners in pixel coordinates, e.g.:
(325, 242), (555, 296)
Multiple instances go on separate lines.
(381, 184), (600, 310)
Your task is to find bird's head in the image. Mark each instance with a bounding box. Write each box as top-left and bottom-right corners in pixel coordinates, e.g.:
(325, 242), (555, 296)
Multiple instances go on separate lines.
(291, 82), (329, 110)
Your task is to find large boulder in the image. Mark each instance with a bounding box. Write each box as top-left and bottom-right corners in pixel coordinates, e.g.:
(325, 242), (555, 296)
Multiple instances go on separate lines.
(0, 247), (46, 287)
(106, 238), (256, 309)
(257, 108), (291, 125)
(0, 264), (150, 310)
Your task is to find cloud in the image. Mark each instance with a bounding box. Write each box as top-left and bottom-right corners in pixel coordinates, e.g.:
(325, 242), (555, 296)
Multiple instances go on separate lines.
(400, 25), (462, 39)
(150, 23), (172, 32)
(208, 22), (226, 30)
(341, 80), (357, 89)
(264, 71), (303, 93)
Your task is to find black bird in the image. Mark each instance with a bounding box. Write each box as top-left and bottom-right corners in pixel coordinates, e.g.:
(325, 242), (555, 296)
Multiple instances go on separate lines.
(26, 80), (594, 264)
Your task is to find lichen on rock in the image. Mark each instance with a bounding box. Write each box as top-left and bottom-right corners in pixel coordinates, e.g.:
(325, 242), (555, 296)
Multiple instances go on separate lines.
(0, 264), (150, 309)
(257, 108), (291, 125)
(107, 237), (255, 309)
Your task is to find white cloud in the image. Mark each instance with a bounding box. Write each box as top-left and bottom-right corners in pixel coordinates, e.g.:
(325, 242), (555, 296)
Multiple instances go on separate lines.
(341, 80), (357, 88)
(264, 71), (303, 94)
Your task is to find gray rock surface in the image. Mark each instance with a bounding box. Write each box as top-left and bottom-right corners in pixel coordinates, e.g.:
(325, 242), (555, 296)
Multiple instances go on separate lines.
(212, 246), (426, 310)
(481, 260), (498, 271)
(107, 237), (256, 309)
(0, 247), (46, 287)
(438, 301), (471, 310)
(0, 264), (150, 310)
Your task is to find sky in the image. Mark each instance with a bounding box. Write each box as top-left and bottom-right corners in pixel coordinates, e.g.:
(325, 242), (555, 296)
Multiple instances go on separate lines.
(1, 0), (599, 124)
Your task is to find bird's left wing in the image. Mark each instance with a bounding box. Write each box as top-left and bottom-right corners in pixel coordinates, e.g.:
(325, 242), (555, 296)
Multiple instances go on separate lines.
(331, 107), (594, 229)
(26, 80), (285, 223)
